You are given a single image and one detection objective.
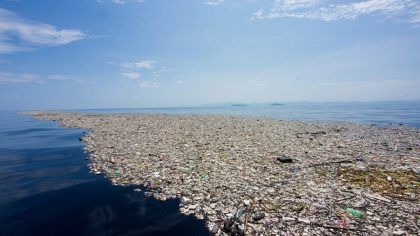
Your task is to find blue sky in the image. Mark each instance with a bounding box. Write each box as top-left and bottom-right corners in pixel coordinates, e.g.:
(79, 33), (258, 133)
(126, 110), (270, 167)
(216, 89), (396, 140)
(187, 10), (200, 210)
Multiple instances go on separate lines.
(1, 0), (420, 110)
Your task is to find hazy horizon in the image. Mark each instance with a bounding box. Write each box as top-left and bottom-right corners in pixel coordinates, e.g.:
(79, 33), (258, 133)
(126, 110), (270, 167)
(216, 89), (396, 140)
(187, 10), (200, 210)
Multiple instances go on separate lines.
(1, 0), (420, 110)
(1, 100), (419, 112)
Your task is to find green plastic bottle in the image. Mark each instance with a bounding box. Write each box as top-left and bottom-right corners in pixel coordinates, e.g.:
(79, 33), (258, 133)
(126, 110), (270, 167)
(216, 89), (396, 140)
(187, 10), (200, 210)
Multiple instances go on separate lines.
(344, 208), (364, 218)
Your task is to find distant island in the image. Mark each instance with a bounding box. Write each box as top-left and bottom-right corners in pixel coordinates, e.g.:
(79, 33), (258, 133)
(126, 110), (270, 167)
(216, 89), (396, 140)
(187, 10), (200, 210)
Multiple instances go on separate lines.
(270, 103), (285, 106)
(231, 104), (248, 107)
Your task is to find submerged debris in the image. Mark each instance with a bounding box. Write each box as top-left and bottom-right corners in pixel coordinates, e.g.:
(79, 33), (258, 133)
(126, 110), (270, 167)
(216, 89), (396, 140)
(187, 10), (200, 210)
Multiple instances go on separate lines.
(27, 111), (420, 235)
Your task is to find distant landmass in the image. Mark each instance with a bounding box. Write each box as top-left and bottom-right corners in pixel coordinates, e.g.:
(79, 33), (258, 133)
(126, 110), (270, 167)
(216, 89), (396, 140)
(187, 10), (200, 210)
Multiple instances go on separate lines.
(231, 104), (248, 107)
(270, 103), (285, 106)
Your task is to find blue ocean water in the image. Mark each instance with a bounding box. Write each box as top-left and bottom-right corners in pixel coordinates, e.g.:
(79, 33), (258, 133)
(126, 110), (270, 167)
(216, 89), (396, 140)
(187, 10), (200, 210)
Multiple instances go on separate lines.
(0, 101), (419, 235)
(0, 111), (209, 236)
(81, 101), (420, 127)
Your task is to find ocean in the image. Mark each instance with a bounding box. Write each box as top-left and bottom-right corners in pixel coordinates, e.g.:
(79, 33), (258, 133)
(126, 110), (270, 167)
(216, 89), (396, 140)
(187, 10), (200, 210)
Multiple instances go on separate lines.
(0, 101), (419, 235)
(0, 111), (209, 236)
(81, 101), (420, 128)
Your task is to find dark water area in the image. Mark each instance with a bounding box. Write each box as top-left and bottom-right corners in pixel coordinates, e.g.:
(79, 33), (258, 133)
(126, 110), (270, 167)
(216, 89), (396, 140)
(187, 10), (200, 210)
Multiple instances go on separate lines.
(0, 111), (209, 236)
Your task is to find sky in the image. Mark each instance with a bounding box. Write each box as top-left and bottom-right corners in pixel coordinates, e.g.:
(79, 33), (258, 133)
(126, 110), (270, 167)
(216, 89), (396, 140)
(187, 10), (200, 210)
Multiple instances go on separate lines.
(0, 0), (420, 110)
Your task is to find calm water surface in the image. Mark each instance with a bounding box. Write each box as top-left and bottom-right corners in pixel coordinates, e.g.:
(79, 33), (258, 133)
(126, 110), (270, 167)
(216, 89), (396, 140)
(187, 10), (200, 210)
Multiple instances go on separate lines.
(0, 111), (209, 236)
(0, 102), (419, 235)
(82, 102), (420, 128)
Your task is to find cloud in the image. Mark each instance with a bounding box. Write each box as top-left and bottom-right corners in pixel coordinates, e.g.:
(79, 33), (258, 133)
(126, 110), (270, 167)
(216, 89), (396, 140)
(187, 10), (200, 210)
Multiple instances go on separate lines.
(138, 80), (160, 88)
(118, 59), (161, 88)
(253, 0), (420, 24)
(0, 42), (31, 54)
(47, 74), (74, 81)
(205, 0), (225, 6)
(277, 0), (321, 10)
(409, 4), (420, 23)
(0, 72), (91, 84)
(98, 0), (145, 4)
(0, 72), (40, 83)
(121, 71), (142, 80)
(121, 60), (157, 70)
(121, 71), (159, 88)
(0, 8), (86, 54)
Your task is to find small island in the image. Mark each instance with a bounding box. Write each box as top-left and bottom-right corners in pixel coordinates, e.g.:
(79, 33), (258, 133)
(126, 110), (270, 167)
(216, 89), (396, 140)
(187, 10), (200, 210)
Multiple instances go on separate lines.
(231, 104), (248, 107)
